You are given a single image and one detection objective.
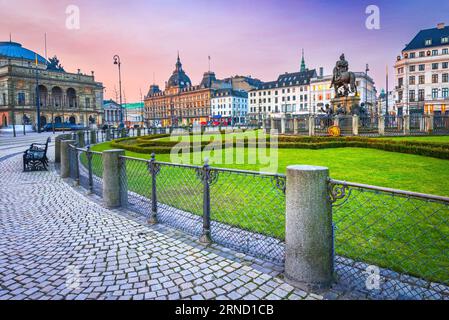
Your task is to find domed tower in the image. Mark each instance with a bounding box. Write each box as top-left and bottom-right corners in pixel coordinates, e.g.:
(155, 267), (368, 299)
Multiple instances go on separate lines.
(166, 53), (192, 90)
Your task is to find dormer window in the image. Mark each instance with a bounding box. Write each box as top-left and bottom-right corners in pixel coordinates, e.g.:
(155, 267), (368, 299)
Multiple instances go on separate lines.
(442, 37), (449, 44)
(425, 39), (432, 46)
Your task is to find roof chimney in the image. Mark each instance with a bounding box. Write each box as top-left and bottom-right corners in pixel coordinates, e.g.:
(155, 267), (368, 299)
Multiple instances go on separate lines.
(437, 22), (445, 29)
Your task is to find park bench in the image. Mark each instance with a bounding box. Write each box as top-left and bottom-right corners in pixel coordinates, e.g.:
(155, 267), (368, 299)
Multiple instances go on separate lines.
(23, 137), (51, 172)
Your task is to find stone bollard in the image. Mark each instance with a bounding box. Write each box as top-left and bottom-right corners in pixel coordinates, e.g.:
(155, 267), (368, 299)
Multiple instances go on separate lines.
(427, 115), (434, 133)
(102, 149), (126, 208)
(285, 165), (333, 290)
(77, 131), (85, 148)
(352, 115), (359, 136)
(90, 130), (97, 145)
(55, 134), (70, 163)
(403, 115), (410, 135)
(60, 140), (76, 178)
(106, 129), (111, 141)
(308, 116), (315, 136)
(378, 116), (385, 136)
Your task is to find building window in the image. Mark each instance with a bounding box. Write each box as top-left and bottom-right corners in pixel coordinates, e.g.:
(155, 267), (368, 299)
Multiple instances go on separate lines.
(432, 63), (439, 70)
(443, 48), (449, 55)
(419, 51), (425, 57)
(419, 75), (425, 84)
(443, 73), (449, 83)
(398, 91), (403, 101)
(409, 52), (416, 58)
(409, 76), (415, 85)
(85, 98), (91, 109)
(409, 90), (415, 102)
(432, 88), (439, 99)
(442, 37), (449, 44)
(425, 39), (432, 46)
(419, 64), (425, 71)
(432, 74), (439, 83)
(17, 92), (25, 105)
(443, 62), (448, 69)
(432, 49), (439, 56)
(443, 88), (449, 98)
(398, 78), (403, 87)
(418, 89), (425, 101)
(409, 65), (415, 72)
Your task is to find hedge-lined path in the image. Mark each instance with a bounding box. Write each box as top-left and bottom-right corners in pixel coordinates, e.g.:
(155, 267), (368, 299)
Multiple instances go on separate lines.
(0, 137), (356, 300)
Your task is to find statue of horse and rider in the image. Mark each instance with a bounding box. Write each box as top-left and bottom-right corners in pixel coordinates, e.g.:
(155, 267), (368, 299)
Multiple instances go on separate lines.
(331, 54), (357, 97)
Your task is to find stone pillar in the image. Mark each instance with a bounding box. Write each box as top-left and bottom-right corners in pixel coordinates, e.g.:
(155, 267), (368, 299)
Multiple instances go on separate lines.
(352, 115), (359, 136)
(102, 149), (125, 208)
(333, 116), (339, 127)
(427, 114), (434, 133)
(293, 118), (299, 135)
(378, 116), (385, 136)
(403, 115), (410, 135)
(55, 135), (69, 164)
(270, 117), (275, 132)
(60, 140), (75, 178)
(77, 131), (85, 148)
(308, 115), (315, 136)
(137, 127), (142, 137)
(90, 130), (97, 145)
(285, 165), (333, 290)
(281, 115), (286, 134)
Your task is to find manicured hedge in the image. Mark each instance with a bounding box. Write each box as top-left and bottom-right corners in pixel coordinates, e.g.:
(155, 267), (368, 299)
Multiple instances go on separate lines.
(110, 134), (449, 160)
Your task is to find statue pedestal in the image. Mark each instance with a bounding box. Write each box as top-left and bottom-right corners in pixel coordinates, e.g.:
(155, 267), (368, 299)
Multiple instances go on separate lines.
(331, 96), (361, 114)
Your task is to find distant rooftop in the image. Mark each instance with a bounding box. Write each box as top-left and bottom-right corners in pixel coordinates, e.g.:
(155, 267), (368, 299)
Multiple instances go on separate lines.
(404, 23), (449, 51)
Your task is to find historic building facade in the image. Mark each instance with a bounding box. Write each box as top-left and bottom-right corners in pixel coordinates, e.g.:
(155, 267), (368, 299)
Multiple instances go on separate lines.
(211, 89), (248, 125)
(394, 23), (449, 115)
(103, 99), (122, 127)
(0, 41), (103, 129)
(248, 53), (317, 123)
(144, 54), (260, 127)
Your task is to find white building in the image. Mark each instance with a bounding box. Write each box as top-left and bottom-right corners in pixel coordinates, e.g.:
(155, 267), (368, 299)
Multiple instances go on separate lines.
(103, 99), (121, 127)
(377, 89), (397, 116)
(310, 69), (377, 114)
(211, 89), (248, 125)
(394, 22), (449, 115)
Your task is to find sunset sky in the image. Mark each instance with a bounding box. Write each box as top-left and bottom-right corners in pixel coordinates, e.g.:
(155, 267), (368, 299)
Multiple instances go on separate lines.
(1, 0), (448, 101)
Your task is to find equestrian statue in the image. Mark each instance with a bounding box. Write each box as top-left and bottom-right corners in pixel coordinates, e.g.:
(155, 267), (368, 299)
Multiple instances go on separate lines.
(330, 54), (357, 97)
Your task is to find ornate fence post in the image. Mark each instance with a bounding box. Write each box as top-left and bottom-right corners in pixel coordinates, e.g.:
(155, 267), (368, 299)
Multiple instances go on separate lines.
(293, 117), (299, 135)
(403, 114), (410, 135)
(60, 140), (75, 178)
(198, 159), (215, 244)
(148, 153), (159, 225)
(285, 165), (333, 290)
(352, 115), (359, 136)
(378, 116), (385, 136)
(86, 146), (94, 194)
(281, 114), (286, 134)
(308, 115), (315, 136)
(102, 149), (125, 208)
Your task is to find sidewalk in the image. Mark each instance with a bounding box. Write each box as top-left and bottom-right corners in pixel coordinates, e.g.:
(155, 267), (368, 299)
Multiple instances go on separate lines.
(0, 145), (353, 300)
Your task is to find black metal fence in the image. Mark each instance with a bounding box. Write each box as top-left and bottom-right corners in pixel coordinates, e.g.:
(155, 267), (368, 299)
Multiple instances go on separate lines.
(330, 179), (449, 300)
(66, 141), (449, 300)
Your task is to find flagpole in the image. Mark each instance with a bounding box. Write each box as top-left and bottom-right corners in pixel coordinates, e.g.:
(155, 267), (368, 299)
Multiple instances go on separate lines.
(35, 54), (41, 133)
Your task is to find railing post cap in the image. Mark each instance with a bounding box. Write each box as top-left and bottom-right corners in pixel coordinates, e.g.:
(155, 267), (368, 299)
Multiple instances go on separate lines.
(287, 165), (328, 172)
(103, 149), (125, 154)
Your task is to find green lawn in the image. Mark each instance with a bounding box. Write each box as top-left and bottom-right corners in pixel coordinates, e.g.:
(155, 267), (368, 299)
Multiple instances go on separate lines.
(87, 140), (449, 285)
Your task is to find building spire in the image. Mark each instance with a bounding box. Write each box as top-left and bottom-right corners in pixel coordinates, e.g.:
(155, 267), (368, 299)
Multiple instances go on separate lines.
(176, 51), (182, 71)
(300, 48), (307, 72)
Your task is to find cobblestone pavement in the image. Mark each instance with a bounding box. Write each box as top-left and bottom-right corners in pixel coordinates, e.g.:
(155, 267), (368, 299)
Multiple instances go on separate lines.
(0, 140), (358, 301)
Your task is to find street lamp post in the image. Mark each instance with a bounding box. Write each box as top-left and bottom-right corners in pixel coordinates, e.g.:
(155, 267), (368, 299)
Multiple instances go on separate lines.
(113, 55), (124, 128)
(365, 63), (370, 112)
